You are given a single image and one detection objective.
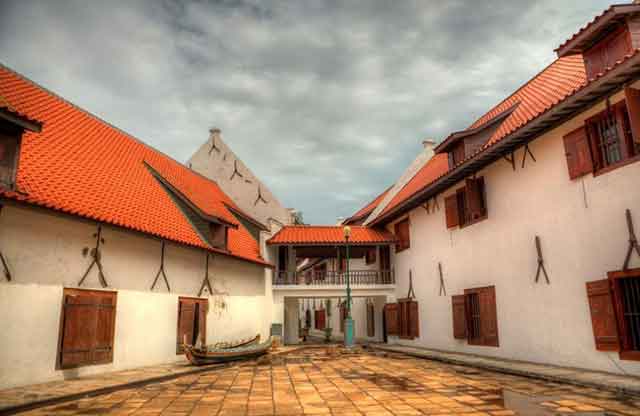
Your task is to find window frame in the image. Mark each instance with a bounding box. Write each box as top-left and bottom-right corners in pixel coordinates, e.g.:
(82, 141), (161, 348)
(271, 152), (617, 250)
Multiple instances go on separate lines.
(586, 101), (640, 176)
(608, 268), (640, 361)
(455, 177), (488, 228)
(452, 286), (499, 348)
(365, 247), (377, 265)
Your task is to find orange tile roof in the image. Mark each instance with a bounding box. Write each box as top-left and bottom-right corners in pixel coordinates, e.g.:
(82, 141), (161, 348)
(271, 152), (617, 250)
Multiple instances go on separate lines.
(377, 153), (450, 219)
(0, 63), (268, 267)
(267, 226), (395, 245)
(344, 186), (391, 224)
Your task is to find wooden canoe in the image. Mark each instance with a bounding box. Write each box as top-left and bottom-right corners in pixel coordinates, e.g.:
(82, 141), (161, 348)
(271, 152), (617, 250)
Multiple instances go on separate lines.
(212, 334), (260, 350)
(184, 337), (272, 366)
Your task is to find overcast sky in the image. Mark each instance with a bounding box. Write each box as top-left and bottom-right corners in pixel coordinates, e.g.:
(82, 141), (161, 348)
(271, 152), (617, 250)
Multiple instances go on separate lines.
(0, 0), (610, 224)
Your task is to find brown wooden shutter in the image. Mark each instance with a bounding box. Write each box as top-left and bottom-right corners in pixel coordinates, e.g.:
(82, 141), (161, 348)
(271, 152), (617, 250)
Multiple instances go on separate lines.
(93, 293), (116, 364)
(586, 279), (621, 351)
(445, 195), (459, 228)
(60, 289), (117, 368)
(478, 287), (499, 347)
(384, 303), (399, 336)
(452, 295), (467, 339)
(409, 300), (419, 339)
(563, 126), (594, 180)
(367, 303), (375, 337)
(625, 87), (640, 144)
(197, 299), (207, 346)
(398, 300), (409, 338)
(177, 298), (196, 353)
(465, 178), (484, 220)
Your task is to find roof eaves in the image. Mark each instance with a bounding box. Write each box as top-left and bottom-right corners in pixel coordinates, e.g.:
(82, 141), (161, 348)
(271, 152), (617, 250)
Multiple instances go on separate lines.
(371, 50), (640, 226)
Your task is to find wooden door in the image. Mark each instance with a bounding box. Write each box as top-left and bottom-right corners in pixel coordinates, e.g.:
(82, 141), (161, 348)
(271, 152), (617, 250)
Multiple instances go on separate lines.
(177, 297), (208, 353)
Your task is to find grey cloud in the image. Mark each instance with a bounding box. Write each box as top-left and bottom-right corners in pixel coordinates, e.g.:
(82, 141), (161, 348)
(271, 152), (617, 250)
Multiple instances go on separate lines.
(0, 0), (611, 223)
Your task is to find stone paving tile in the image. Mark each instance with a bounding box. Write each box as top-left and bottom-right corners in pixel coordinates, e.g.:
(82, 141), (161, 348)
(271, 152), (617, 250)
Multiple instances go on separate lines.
(11, 348), (640, 415)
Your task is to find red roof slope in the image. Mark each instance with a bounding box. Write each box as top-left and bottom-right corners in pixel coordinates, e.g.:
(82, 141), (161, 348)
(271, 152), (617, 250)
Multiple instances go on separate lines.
(378, 153), (450, 219)
(467, 55), (587, 148)
(267, 225), (395, 245)
(0, 64), (267, 266)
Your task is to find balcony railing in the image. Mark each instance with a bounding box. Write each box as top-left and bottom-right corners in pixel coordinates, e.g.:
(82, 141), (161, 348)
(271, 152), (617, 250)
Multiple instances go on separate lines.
(273, 270), (395, 286)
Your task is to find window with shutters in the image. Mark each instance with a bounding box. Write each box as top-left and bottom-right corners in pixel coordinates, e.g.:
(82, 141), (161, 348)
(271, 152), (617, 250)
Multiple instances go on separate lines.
(396, 299), (419, 340)
(177, 297), (207, 354)
(451, 286), (499, 347)
(58, 288), (117, 369)
(587, 268), (640, 361)
(366, 302), (375, 337)
(365, 248), (376, 265)
(585, 100), (640, 175)
(445, 177), (487, 229)
(0, 120), (22, 190)
(394, 218), (410, 252)
(449, 141), (466, 168)
(383, 303), (399, 336)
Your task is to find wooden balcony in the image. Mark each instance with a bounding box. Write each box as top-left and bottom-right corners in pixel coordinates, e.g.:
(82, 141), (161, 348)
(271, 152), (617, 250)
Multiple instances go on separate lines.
(273, 270), (395, 286)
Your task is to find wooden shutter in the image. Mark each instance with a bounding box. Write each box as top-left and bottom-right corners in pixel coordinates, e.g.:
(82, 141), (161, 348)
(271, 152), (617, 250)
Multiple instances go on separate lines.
(395, 219), (410, 251)
(177, 298), (196, 353)
(444, 194), (459, 228)
(452, 295), (467, 339)
(563, 126), (594, 179)
(398, 300), (409, 338)
(93, 292), (116, 364)
(367, 303), (375, 337)
(625, 87), (640, 144)
(478, 287), (499, 347)
(586, 279), (621, 351)
(384, 303), (399, 336)
(60, 289), (116, 368)
(465, 178), (484, 220)
(409, 300), (419, 339)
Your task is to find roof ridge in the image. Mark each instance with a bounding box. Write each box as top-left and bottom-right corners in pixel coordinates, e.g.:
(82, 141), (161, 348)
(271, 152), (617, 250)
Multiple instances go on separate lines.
(0, 61), (229, 194)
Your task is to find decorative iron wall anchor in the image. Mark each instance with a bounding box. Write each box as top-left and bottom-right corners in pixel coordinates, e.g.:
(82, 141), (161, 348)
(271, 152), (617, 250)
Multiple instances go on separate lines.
(438, 262), (446, 296)
(623, 209), (640, 270)
(208, 136), (221, 155)
(254, 186), (268, 206)
(229, 160), (244, 181)
(150, 241), (171, 292)
(534, 235), (550, 284)
(198, 252), (214, 297)
(503, 152), (516, 171)
(521, 145), (537, 168)
(407, 269), (416, 299)
(78, 224), (109, 288)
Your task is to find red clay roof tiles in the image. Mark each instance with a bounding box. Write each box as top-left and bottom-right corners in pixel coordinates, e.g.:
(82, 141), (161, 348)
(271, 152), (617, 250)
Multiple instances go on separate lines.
(267, 225), (395, 245)
(0, 64), (267, 266)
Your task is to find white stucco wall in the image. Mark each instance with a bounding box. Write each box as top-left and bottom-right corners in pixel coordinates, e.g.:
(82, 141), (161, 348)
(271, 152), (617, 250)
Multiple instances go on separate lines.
(0, 204), (270, 388)
(387, 88), (640, 375)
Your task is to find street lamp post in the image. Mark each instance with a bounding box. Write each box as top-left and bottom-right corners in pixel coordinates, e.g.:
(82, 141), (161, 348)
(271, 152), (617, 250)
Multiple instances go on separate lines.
(343, 226), (354, 347)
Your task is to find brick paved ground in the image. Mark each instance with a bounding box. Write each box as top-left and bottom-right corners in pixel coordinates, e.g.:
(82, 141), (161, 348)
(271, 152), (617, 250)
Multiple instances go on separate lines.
(15, 349), (640, 415)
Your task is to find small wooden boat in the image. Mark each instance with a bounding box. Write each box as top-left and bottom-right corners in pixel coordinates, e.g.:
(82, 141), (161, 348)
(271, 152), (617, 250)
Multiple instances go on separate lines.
(184, 337), (272, 365)
(212, 334), (260, 350)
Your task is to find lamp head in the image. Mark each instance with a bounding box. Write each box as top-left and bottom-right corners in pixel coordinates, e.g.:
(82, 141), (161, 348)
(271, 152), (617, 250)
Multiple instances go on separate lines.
(343, 225), (351, 239)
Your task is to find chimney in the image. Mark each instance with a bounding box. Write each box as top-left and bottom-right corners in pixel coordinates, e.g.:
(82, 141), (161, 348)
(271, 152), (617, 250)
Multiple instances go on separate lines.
(422, 138), (436, 152)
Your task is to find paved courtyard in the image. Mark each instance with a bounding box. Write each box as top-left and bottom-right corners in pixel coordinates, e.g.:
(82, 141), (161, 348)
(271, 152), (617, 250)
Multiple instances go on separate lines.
(17, 348), (640, 415)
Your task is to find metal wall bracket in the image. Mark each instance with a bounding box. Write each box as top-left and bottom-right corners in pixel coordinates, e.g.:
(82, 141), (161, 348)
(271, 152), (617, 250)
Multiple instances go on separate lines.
(407, 270), (416, 299)
(208, 136), (221, 155)
(198, 253), (214, 297)
(534, 235), (550, 284)
(150, 241), (171, 292)
(78, 225), (109, 288)
(254, 186), (268, 206)
(229, 160), (244, 181)
(623, 209), (640, 270)
(438, 262), (446, 296)
(503, 153), (516, 171)
(521, 145), (537, 168)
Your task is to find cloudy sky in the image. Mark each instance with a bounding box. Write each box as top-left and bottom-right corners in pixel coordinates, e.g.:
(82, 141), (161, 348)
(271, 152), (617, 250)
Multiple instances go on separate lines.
(1, 0), (610, 224)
